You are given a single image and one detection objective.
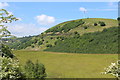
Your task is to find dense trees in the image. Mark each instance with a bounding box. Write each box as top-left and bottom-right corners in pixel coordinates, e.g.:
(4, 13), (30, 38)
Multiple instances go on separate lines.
(45, 27), (118, 54)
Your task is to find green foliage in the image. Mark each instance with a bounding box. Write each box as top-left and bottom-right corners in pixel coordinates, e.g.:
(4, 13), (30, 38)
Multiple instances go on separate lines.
(117, 17), (120, 21)
(4, 18), (118, 51)
(50, 37), (53, 39)
(0, 9), (25, 79)
(46, 41), (48, 43)
(117, 17), (120, 26)
(73, 32), (80, 38)
(7, 36), (34, 49)
(74, 31), (79, 34)
(33, 39), (38, 44)
(46, 44), (52, 48)
(98, 21), (106, 26)
(31, 45), (34, 48)
(83, 26), (88, 29)
(45, 27), (118, 54)
(0, 56), (25, 79)
(1, 44), (14, 58)
(0, 9), (19, 38)
(38, 41), (43, 45)
(94, 23), (98, 26)
(45, 19), (85, 33)
(24, 60), (46, 79)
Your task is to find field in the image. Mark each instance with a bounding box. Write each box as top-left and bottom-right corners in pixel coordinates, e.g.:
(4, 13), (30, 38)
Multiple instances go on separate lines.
(13, 50), (118, 78)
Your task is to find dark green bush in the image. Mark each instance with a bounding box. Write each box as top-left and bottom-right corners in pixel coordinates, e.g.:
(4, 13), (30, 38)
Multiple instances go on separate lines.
(74, 31), (79, 34)
(38, 41), (43, 45)
(24, 60), (46, 79)
(1, 44), (14, 58)
(46, 41), (48, 43)
(94, 23), (98, 26)
(117, 17), (120, 21)
(83, 26), (88, 29)
(99, 21), (106, 26)
(50, 37), (53, 39)
(31, 45), (34, 48)
(46, 44), (52, 47)
(73, 32), (80, 38)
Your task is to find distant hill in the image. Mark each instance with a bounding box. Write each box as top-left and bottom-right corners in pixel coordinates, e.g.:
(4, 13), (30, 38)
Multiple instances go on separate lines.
(5, 18), (118, 54)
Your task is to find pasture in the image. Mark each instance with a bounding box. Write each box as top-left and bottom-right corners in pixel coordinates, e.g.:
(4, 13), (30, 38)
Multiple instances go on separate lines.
(13, 50), (118, 78)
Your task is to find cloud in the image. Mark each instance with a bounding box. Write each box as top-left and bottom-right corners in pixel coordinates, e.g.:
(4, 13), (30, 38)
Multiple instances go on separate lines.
(0, 2), (9, 9)
(36, 14), (55, 25)
(79, 7), (87, 13)
(8, 23), (48, 37)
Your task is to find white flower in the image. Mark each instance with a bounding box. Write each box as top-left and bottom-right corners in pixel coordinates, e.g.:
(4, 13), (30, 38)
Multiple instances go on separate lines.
(111, 63), (116, 66)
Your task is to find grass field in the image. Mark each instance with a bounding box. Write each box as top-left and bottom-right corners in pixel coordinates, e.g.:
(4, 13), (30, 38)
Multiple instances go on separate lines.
(13, 50), (118, 78)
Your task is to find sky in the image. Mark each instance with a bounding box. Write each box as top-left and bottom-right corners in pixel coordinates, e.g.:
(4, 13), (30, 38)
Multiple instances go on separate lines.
(0, 2), (118, 37)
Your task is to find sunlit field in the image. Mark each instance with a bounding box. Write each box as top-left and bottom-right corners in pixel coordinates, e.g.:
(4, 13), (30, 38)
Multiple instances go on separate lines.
(13, 50), (118, 78)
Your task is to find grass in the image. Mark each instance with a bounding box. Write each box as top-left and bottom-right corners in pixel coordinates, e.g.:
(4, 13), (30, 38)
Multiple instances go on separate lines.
(13, 50), (118, 78)
(70, 18), (118, 35)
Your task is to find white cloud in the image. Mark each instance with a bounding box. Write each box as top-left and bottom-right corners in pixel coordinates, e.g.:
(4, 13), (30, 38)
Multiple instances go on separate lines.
(36, 14), (55, 25)
(0, 2), (9, 9)
(79, 7), (87, 13)
(8, 23), (48, 37)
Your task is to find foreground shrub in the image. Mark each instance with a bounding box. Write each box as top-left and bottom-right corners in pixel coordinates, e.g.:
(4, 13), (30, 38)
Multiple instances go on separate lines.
(1, 44), (14, 58)
(0, 56), (25, 79)
(24, 60), (47, 79)
(102, 60), (120, 79)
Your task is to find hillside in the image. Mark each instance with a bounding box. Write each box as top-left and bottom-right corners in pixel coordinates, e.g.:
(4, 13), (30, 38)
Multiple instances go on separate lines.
(45, 27), (118, 54)
(5, 18), (118, 53)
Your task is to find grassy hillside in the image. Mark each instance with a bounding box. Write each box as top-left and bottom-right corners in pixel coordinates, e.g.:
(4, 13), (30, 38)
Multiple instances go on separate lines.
(45, 18), (118, 35)
(45, 27), (118, 54)
(5, 18), (118, 52)
(13, 50), (118, 78)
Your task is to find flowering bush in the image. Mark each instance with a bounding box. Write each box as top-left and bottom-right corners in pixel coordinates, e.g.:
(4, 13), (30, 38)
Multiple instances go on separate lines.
(103, 60), (120, 79)
(0, 56), (25, 79)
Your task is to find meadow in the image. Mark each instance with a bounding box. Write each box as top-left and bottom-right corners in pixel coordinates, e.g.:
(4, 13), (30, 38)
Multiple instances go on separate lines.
(13, 50), (118, 78)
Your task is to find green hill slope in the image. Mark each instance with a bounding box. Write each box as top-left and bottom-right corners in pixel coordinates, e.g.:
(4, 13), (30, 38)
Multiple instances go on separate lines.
(5, 18), (118, 53)
(45, 27), (118, 54)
